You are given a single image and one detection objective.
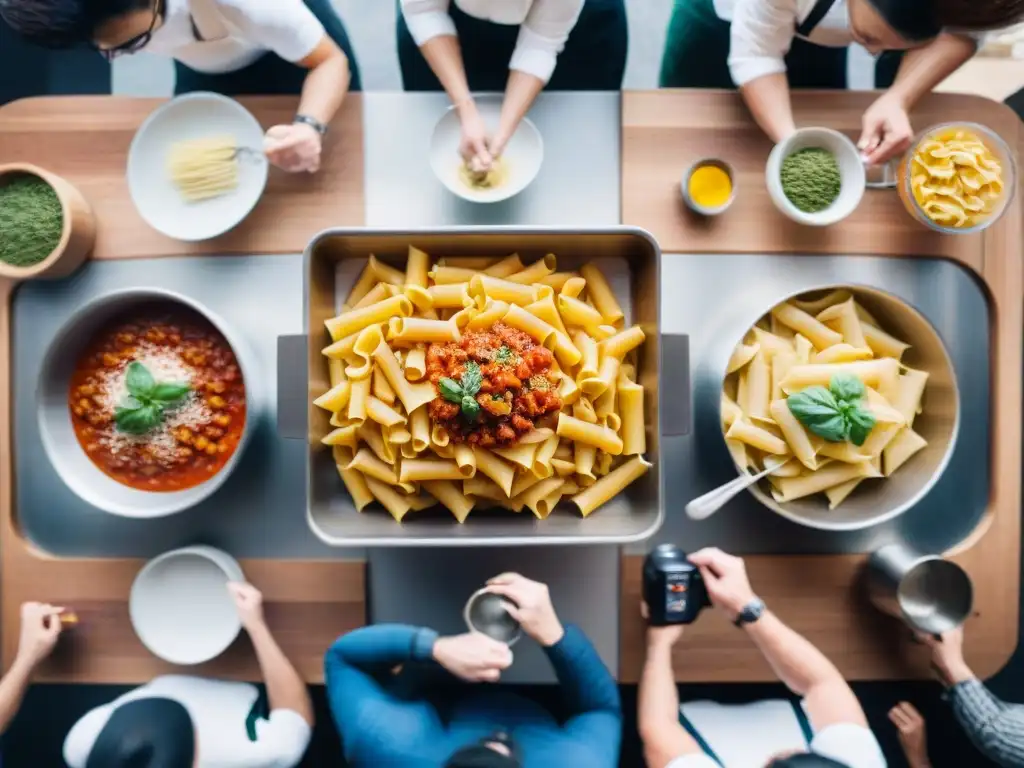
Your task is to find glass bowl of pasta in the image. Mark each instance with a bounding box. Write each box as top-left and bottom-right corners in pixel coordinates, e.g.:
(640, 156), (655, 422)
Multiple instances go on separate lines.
(127, 92), (268, 241)
(719, 286), (958, 531)
(899, 122), (1015, 234)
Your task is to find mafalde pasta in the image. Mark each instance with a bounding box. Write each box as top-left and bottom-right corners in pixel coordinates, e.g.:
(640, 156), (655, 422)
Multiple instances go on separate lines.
(313, 246), (651, 523)
(722, 290), (930, 510)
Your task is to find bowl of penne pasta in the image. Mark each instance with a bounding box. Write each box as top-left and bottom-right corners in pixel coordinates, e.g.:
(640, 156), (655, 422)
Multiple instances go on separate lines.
(719, 286), (958, 531)
(293, 227), (663, 546)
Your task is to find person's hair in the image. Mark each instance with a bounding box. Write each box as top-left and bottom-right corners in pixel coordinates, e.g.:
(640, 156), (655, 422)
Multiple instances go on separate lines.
(0, 0), (152, 49)
(768, 754), (850, 768)
(85, 698), (195, 768)
(934, 0), (1024, 30)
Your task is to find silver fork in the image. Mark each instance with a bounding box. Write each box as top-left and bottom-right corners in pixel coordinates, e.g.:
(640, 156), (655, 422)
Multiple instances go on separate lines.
(230, 146), (266, 164)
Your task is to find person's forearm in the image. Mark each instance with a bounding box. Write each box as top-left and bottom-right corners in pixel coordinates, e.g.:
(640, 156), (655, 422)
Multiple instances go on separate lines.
(543, 624), (620, 716)
(887, 34), (977, 110)
(494, 70), (544, 151)
(739, 73), (796, 143)
(744, 611), (842, 696)
(248, 622), (314, 726)
(948, 679), (1024, 767)
(297, 51), (350, 125)
(419, 35), (473, 106)
(0, 656), (34, 734)
(638, 643), (682, 740)
(326, 624), (437, 672)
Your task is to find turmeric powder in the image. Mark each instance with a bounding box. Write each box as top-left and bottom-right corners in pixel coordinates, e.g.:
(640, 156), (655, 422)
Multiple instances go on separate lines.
(688, 164), (732, 209)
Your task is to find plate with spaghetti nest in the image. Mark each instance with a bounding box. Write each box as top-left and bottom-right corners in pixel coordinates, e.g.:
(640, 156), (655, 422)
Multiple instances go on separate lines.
(127, 92), (268, 242)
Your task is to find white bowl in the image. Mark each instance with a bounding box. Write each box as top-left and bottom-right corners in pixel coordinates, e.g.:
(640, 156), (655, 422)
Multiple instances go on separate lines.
(128, 92), (268, 241)
(130, 545), (244, 665)
(766, 128), (865, 227)
(430, 96), (543, 203)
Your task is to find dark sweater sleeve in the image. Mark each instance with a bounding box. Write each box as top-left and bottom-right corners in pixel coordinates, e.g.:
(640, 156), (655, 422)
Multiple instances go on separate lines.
(948, 679), (1024, 767)
(543, 623), (622, 748)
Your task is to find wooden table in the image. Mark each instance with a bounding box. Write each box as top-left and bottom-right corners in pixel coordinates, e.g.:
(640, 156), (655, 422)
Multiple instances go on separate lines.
(1, 90), (1020, 685)
(0, 96), (368, 683)
(618, 90), (1022, 682)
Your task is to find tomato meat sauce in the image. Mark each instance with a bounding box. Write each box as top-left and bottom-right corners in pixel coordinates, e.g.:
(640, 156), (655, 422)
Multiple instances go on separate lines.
(68, 304), (246, 492)
(426, 322), (562, 446)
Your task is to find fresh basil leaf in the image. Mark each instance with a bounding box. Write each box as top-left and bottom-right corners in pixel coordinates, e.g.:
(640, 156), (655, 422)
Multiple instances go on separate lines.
(461, 394), (480, 421)
(461, 361), (483, 397)
(119, 395), (143, 411)
(439, 377), (464, 403)
(787, 387), (848, 442)
(846, 406), (877, 447)
(150, 382), (191, 404)
(830, 372), (865, 404)
(125, 362), (155, 399)
(115, 402), (162, 435)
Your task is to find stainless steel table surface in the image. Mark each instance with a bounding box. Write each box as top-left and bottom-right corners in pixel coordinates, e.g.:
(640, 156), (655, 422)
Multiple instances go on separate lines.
(363, 92), (621, 227)
(365, 91), (624, 683)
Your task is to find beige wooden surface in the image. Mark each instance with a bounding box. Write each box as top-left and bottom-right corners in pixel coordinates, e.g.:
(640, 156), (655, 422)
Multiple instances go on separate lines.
(0, 95), (367, 683)
(619, 90), (1022, 683)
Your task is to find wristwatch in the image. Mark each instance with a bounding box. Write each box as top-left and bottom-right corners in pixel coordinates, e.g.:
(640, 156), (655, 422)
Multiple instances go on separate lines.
(733, 597), (766, 627)
(294, 114), (328, 136)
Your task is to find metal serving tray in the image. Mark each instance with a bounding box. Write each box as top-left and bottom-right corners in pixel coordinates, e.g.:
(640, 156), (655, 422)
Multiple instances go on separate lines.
(281, 227), (671, 547)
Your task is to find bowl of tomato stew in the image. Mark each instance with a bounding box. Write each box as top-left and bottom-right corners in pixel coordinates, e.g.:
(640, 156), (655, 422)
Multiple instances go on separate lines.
(38, 288), (254, 518)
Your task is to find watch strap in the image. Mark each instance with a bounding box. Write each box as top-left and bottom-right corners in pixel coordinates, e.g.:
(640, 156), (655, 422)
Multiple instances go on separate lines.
(294, 114), (328, 136)
(733, 597), (766, 627)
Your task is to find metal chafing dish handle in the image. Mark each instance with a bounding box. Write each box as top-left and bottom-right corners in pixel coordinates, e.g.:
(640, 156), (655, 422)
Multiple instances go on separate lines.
(660, 333), (690, 437)
(277, 334), (308, 440)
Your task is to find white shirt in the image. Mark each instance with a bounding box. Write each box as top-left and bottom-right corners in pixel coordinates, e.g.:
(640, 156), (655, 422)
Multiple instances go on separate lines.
(62, 675), (312, 768)
(714, 0), (856, 87)
(144, 0), (325, 73)
(666, 700), (887, 768)
(400, 0), (585, 83)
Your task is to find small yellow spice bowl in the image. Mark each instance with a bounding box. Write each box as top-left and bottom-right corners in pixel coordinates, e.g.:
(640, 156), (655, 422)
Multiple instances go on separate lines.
(681, 159), (736, 216)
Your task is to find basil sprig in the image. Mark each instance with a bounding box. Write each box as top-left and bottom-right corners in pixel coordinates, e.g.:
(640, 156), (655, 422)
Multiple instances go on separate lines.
(786, 373), (876, 446)
(114, 362), (191, 435)
(439, 361), (483, 421)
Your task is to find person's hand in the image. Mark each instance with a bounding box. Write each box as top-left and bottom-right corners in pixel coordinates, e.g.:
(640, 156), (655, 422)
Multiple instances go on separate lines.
(264, 123), (323, 173)
(457, 101), (492, 173)
(432, 632), (513, 682)
(16, 602), (63, 668)
(642, 602), (685, 650)
(687, 548), (758, 623)
(228, 582), (265, 632)
(889, 701), (930, 768)
(486, 573), (564, 647)
(859, 92), (914, 167)
(916, 626), (973, 686)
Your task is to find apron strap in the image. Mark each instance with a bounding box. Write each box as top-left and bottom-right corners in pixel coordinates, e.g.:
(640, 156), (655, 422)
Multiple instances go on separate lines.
(188, 0), (231, 42)
(679, 710), (726, 768)
(795, 0), (839, 38)
(790, 700), (815, 747)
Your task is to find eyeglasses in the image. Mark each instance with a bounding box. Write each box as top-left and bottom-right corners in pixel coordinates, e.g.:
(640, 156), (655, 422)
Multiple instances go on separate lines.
(94, 0), (162, 61)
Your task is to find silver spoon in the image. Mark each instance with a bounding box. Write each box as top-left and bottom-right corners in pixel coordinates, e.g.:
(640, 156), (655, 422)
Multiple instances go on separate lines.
(685, 455), (792, 521)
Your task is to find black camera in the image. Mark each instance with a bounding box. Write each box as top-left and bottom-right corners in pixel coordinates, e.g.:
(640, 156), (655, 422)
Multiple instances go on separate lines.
(642, 544), (712, 626)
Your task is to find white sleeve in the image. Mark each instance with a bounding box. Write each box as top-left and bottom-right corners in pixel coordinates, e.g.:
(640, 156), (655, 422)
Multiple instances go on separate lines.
(727, 0), (799, 86)
(401, 0), (458, 46)
(247, 709), (313, 768)
(219, 0), (326, 63)
(811, 723), (888, 768)
(510, 0), (585, 82)
(62, 705), (115, 768)
(665, 755), (721, 768)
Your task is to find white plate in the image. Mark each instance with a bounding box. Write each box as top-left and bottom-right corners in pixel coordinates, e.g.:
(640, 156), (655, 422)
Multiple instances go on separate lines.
(130, 545), (244, 665)
(430, 95), (543, 204)
(128, 92), (268, 241)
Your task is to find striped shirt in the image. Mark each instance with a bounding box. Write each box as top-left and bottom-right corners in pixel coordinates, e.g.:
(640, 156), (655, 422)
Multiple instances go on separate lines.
(950, 679), (1024, 767)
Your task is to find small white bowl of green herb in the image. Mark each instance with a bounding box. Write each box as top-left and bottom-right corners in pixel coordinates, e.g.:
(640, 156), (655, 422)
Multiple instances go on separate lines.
(0, 164), (95, 280)
(766, 128), (865, 227)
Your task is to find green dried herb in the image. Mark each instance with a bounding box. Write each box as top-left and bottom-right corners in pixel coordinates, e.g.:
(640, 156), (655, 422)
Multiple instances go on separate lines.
(0, 175), (64, 268)
(780, 148), (842, 214)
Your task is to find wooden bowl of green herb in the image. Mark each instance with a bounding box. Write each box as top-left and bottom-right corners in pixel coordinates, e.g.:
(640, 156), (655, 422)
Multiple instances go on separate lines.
(0, 163), (95, 281)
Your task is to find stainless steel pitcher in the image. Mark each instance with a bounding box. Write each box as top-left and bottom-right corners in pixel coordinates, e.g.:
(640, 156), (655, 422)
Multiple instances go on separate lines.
(866, 544), (973, 635)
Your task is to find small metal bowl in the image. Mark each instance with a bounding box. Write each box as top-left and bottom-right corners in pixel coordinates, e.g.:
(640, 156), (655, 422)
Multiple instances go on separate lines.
(464, 588), (522, 646)
(681, 158), (736, 216)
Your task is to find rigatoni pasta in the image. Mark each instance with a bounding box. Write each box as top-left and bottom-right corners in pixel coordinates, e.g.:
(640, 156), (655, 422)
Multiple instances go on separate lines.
(313, 249), (652, 523)
(723, 290), (931, 510)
